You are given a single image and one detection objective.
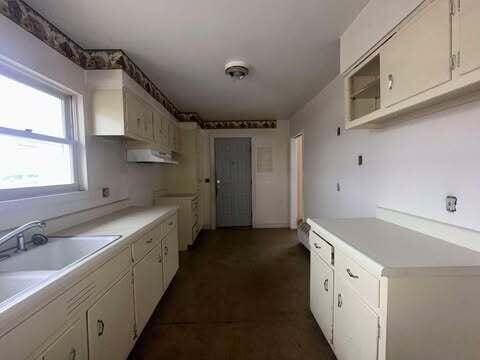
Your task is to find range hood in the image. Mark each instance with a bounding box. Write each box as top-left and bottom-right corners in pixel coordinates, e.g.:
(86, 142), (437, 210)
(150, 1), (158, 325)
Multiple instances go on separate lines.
(127, 149), (178, 164)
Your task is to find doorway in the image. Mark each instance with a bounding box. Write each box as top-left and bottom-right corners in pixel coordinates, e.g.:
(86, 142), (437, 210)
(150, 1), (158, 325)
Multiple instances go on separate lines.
(214, 137), (252, 227)
(290, 134), (304, 229)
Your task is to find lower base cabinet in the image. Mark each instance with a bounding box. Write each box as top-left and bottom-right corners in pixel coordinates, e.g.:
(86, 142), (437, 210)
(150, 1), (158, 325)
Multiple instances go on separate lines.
(87, 272), (136, 360)
(334, 279), (379, 360)
(38, 318), (87, 360)
(162, 229), (179, 289)
(310, 251), (334, 345)
(133, 244), (164, 334)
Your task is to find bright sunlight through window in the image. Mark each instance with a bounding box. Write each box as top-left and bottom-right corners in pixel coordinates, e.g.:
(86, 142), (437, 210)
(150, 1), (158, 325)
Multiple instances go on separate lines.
(0, 69), (78, 198)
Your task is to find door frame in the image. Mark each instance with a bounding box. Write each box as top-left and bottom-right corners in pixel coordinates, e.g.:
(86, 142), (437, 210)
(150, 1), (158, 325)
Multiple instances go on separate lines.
(290, 132), (304, 229)
(209, 135), (256, 230)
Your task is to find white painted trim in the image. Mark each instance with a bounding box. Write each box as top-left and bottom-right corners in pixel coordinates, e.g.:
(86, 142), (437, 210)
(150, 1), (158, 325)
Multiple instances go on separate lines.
(290, 138), (298, 229)
(376, 207), (480, 252)
(209, 134), (256, 229)
(289, 133), (303, 230)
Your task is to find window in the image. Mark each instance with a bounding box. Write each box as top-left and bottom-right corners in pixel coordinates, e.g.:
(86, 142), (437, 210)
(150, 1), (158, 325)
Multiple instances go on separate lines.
(0, 65), (80, 200)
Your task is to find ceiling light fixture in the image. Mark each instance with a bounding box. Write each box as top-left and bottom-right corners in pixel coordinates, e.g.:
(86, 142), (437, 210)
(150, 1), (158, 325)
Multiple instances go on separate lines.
(225, 60), (250, 80)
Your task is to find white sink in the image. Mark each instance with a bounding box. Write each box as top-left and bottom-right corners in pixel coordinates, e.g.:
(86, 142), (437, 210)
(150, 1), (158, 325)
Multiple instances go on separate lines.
(0, 271), (54, 304)
(0, 235), (120, 306)
(0, 236), (120, 272)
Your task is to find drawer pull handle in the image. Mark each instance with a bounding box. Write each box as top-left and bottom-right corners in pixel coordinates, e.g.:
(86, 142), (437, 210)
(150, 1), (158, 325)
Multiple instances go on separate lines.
(323, 279), (329, 292)
(97, 319), (105, 336)
(146, 238), (153, 244)
(168, 221), (173, 226)
(69, 348), (77, 360)
(314, 243), (321, 249)
(347, 268), (359, 279)
(337, 294), (342, 308)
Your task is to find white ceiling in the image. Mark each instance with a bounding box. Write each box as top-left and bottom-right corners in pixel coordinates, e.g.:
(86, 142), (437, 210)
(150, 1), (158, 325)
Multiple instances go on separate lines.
(26, 0), (368, 121)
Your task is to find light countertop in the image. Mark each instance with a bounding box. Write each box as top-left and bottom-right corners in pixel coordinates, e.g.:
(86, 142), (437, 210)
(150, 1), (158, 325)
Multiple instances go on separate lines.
(308, 217), (480, 277)
(156, 193), (198, 200)
(0, 205), (177, 334)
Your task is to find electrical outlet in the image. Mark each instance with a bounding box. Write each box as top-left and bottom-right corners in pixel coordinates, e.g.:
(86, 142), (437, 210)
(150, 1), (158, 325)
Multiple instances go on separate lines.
(358, 155), (363, 166)
(336, 182), (341, 192)
(102, 187), (110, 198)
(446, 195), (457, 213)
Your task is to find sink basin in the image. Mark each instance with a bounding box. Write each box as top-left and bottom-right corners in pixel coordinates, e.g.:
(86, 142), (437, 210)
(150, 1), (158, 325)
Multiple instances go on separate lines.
(0, 235), (120, 272)
(0, 271), (54, 304)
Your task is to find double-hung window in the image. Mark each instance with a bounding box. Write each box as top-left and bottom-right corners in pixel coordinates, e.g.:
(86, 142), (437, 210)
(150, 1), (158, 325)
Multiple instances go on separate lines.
(0, 64), (80, 200)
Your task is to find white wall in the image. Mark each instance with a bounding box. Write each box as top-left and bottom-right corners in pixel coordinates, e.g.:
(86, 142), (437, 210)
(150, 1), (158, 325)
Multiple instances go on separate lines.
(290, 73), (480, 232)
(207, 120), (290, 228)
(0, 16), (167, 230)
(290, 78), (376, 220)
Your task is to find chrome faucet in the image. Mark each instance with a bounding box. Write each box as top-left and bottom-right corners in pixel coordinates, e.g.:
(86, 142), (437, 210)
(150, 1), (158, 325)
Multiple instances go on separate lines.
(0, 221), (47, 251)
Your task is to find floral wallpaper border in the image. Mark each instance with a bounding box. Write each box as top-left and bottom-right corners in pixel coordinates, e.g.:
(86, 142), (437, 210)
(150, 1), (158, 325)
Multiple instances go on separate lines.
(201, 120), (276, 130)
(0, 0), (276, 130)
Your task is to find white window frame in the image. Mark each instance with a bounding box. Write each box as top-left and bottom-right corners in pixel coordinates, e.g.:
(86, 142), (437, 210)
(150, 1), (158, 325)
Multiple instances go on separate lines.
(0, 63), (82, 201)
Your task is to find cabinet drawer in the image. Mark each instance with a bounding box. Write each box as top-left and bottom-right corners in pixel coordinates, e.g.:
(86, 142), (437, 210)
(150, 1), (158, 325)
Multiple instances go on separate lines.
(39, 318), (87, 360)
(164, 215), (177, 235)
(132, 228), (160, 263)
(309, 231), (333, 266)
(336, 251), (380, 308)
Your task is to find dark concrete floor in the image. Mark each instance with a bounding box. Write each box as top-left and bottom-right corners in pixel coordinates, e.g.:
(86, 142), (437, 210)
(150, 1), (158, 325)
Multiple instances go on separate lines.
(129, 228), (336, 360)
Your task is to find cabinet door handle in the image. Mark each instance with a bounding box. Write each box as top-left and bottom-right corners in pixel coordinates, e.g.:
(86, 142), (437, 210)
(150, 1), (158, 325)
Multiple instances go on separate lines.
(146, 238), (153, 244)
(388, 74), (394, 90)
(136, 118), (141, 128)
(164, 246), (168, 256)
(346, 268), (359, 279)
(158, 253), (163, 263)
(337, 294), (342, 308)
(97, 319), (105, 336)
(314, 243), (321, 249)
(323, 279), (329, 292)
(69, 348), (77, 360)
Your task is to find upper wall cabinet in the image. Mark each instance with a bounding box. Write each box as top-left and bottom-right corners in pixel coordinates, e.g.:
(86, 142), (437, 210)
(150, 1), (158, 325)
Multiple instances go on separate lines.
(87, 69), (180, 152)
(381, 0), (451, 108)
(345, 0), (480, 129)
(456, 0), (480, 77)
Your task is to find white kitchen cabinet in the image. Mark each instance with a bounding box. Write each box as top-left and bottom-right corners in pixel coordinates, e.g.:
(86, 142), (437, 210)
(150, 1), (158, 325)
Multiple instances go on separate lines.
(162, 227), (179, 289)
(125, 89), (154, 141)
(310, 250), (334, 345)
(133, 244), (164, 334)
(309, 217), (480, 359)
(344, 0), (480, 129)
(457, 0), (480, 76)
(38, 318), (87, 360)
(334, 279), (379, 360)
(87, 272), (136, 360)
(155, 195), (199, 251)
(153, 110), (168, 148)
(381, 0), (452, 108)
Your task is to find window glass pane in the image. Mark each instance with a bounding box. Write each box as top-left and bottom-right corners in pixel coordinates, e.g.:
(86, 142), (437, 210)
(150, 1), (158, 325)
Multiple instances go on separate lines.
(0, 73), (66, 138)
(0, 134), (74, 190)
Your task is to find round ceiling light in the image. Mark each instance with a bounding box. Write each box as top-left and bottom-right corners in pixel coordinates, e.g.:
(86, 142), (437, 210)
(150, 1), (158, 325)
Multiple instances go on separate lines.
(225, 60), (249, 80)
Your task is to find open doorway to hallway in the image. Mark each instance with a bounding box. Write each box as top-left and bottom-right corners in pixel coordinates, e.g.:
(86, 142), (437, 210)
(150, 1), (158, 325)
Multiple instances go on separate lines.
(290, 134), (304, 229)
(214, 137), (253, 228)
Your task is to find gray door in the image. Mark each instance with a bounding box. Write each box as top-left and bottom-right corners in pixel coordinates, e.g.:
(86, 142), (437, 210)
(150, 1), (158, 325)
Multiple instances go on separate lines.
(215, 138), (252, 227)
